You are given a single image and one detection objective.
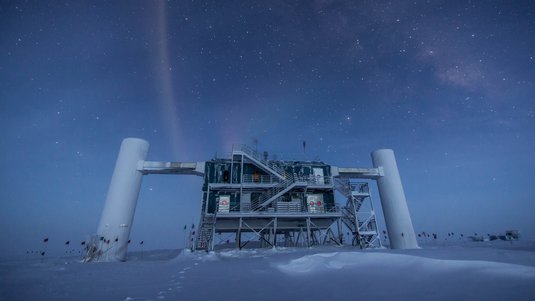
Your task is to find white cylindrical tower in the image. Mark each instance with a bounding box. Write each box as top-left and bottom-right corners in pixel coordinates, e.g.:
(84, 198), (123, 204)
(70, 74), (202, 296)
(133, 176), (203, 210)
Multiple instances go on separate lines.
(96, 138), (149, 261)
(371, 149), (418, 249)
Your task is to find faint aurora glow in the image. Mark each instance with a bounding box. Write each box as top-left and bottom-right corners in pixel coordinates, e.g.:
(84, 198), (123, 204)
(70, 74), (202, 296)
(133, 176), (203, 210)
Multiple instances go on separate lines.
(155, 1), (182, 158)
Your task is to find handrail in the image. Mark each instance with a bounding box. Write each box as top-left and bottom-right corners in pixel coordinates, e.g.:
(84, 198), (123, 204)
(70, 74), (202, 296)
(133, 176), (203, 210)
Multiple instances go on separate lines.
(237, 144), (290, 179)
(249, 177), (332, 211)
(242, 174), (277, 184)
(241, 174), (331, 185)
(296, 175), (332, 185)
(333, 177), (350, 197)
(234, 144), (334, 212)
(350, 182), (370, 193)
(224, 202), (342, 214)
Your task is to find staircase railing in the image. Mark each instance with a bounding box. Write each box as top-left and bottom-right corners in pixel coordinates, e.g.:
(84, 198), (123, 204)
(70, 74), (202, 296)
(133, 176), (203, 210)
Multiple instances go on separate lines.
(251, 178), (294, 210)
(341, 207), (357, 232)
(195, 213), (216, 251)
(235, 144), (294, 211)
(334, 177), (351, 198)
(237, 145), (334, 212)
(237, 144), (290, 179)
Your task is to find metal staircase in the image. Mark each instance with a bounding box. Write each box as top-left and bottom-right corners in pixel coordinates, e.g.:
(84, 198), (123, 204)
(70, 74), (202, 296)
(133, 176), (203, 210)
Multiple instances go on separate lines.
(252, 179), (308, 210)
(234, 145), (300, 211)
(234, 145), (289, 180)
(335, 179), (381, 248)
(195, 213), (216, 251)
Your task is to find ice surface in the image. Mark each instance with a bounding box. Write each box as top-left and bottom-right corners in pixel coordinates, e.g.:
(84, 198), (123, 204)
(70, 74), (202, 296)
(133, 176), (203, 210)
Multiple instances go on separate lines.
(1, 241), (534, 301)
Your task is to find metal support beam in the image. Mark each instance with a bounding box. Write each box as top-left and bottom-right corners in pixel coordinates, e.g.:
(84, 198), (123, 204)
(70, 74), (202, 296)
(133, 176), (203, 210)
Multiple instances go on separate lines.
(337, 218), (343, 244)
(273, 217), (278, 247)
(237, 217), (242, 249)
(140, 161), (205, 176)
(296, 228), (303, 247)
(306, 217), (311, 247)
(331, 166), (383, 179)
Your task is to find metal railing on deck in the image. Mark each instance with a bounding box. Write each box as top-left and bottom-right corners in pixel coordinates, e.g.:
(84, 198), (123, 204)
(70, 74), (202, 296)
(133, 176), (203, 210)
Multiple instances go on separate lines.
(299, 175), (331, 185)
(350, 182), (370, 193)
(241, 174), (332, 185)
(242, 174), (277, 184)
(250, 178), (294, 210)
(221, 201), (342, 214)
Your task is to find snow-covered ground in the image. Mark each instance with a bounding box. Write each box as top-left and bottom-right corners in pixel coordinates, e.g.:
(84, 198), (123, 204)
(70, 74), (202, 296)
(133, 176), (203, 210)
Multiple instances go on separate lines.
(1, 240), (535, 301)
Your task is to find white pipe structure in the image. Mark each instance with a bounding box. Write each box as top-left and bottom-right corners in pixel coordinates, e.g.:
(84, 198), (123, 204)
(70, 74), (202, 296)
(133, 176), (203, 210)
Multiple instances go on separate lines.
(371, 149), (418, 249)
(96, 138), (149, 261)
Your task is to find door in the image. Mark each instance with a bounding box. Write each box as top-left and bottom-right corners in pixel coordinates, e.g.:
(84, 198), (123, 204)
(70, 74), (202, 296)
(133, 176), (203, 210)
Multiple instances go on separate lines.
(313, 167), (324, 184)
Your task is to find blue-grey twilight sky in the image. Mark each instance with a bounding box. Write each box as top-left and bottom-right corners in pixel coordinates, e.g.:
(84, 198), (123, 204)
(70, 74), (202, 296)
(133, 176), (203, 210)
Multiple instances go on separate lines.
(1, 1), (534, 258)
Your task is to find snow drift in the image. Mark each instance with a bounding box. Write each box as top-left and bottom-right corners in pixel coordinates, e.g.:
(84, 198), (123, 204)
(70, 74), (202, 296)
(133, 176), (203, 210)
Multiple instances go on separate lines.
(1, 241), (534, 301)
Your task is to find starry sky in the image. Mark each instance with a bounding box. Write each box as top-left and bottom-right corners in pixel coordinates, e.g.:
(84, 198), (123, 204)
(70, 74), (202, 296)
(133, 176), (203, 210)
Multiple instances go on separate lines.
(1, 1), (534, 258)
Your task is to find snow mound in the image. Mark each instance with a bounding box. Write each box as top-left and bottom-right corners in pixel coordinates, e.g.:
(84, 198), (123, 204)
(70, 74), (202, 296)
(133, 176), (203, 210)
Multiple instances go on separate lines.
(196, 251), (219, 262)
(219, 248), (262, 258)
(277, 252), (535, 279)
(218, 247), (294, 258)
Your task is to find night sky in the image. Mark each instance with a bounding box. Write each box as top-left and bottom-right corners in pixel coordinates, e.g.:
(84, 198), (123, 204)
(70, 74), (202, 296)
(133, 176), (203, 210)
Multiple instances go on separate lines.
(1, 1), (534, 258)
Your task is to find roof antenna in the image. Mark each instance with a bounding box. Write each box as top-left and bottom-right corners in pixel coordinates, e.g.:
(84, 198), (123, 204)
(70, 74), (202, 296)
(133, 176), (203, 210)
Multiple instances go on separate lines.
(253, 138), (258, 152)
